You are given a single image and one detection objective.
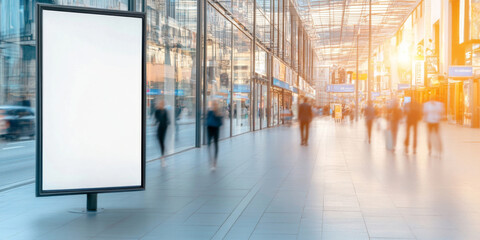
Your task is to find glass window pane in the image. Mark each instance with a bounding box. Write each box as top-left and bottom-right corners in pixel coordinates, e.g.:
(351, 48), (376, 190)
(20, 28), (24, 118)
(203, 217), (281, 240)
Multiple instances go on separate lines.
(232, 28), (251, 135)
(145, 0), (197, 158)
(206, 5), (232, 139)
(254, 83), (260, 130)
(262, 84), (268, 128)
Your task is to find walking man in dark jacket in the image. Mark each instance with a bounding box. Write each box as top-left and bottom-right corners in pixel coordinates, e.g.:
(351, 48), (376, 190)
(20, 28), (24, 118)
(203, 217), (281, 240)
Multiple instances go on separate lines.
(404, 100), (422, 154)
(206, 100), (223, 170)
(155, 100), (170, 167)
(298, 98), (313, 146)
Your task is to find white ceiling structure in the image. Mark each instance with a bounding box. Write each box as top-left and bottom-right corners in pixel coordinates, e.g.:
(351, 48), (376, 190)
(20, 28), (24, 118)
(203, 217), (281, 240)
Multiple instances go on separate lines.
(295, 0), (419, 69)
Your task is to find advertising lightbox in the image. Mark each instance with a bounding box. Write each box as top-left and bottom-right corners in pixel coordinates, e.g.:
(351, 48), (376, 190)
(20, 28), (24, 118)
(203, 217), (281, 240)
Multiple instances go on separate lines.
(36, 4), (146, 196)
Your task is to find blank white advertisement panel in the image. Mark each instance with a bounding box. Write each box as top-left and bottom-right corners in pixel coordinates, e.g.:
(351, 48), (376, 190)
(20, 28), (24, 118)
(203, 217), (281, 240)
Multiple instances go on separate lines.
(38, 6), (144, 194)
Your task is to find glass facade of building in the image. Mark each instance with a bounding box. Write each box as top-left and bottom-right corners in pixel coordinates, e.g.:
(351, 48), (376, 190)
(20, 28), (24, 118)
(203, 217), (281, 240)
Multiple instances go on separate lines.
(0, 0), (316, 188)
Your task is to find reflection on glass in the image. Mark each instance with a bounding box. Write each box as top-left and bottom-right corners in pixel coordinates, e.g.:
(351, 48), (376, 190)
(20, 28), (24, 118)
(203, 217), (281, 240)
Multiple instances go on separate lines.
(206, 5), (232, 139)
(262, 85), (268, 128)
(146, 0), (197, 156)
(273, 92), (279, 125)
(232, 27), (251, 135)
(255, 83), (261, 130)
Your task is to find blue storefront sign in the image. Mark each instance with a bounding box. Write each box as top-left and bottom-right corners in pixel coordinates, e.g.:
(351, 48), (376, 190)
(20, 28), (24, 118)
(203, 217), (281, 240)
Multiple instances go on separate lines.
(397, 83), (410, 90)
(147, 89), (161, 95)
(326, 84), (355, 93)
(148, 89), (185, 96)
(273, 78), (291, 90)
(449, 66), (473, 78)
(233, 84), (251, 93)
(175, 89), (185, 96)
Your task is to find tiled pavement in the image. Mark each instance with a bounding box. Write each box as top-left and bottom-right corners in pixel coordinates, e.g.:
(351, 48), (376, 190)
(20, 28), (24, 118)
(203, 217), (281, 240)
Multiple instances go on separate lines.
(2, 118), (480, 239)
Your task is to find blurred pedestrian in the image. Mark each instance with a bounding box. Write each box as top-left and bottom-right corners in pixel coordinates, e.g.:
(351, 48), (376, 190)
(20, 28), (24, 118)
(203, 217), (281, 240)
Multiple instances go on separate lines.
(387, 99), (403, 151)
(298, 98), (313, 146)
(423, 97), (444, 156)
(364, 101), (376, 143)
(175, 102), (183, 135)
(155, 100), (170, 167)
(404, 100), (422, 154)
(206, 100), (223, 170)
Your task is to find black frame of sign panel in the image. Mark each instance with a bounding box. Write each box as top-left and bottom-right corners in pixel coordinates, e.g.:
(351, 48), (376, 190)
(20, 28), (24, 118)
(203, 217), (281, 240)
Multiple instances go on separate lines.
(36, 4), (146, 196)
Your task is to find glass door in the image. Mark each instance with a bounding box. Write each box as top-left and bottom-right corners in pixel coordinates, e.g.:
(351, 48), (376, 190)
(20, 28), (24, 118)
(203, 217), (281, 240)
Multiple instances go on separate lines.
(254, 83), (260, 130)
(262, 85), (268, 128)
(273, 92), (279, 125)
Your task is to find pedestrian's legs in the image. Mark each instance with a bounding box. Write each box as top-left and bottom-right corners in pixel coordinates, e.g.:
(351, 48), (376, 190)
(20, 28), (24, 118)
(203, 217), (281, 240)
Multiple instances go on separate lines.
(158, 128), (167, 167)
(207, 126), (213, 160)
(366, 120), (373, 143)
(412, 123), (417, 152)
(209, 127), (219, 169)
(427, 123), (433, 154)
(433, 123), (442, 153)
(213, 127), (219, 161)
(158, 129), (166, 156)
(404, 123), (411, 149)
(391, 123), (398, 149)
(305, 122), (310, 144)
(300, 122), (306, 144)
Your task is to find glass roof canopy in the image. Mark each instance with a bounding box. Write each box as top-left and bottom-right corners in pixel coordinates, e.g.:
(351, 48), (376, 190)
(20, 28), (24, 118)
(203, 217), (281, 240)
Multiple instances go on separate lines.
(295, 0), (418, 69)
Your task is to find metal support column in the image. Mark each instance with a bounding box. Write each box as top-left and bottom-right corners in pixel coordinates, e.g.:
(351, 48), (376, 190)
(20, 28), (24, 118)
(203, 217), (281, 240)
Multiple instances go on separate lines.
(252, 0), (256, 132)
(202, 0), (208, 145)
(267, 55), (272, 127)
(128, 0), (135, 11)
(195, 0), (203, 147)
(367, 0), (372, 101)
(355, 27), (359, 121)
(86, 193), (97, 212)
(230, 26), (234, 137)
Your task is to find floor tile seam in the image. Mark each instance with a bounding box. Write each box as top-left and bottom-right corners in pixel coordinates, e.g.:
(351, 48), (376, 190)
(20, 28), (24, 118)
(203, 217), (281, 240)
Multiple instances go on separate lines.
(36, 211), (132, 240)
(138, 196), (209, 239)
(246, 155), (302, 239)
(298, 131), (324, 236)
(304, 126), (327, 240)
(401, 213), (420, 240)
(210, 173), (267, 240)
(94, 211), (161, 238)
(167, 196), (204, 227)
(340, 142), (372, 240)
(222, 161), (296, 239)
(203, 152), (260, 190)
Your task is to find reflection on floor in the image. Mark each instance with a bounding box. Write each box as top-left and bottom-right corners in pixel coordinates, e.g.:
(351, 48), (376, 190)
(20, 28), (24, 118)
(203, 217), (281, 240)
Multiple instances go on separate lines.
(1, 117), (480, 240)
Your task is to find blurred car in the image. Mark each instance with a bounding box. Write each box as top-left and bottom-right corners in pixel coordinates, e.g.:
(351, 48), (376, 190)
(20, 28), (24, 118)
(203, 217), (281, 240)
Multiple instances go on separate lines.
(0, 106), (35, 140)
